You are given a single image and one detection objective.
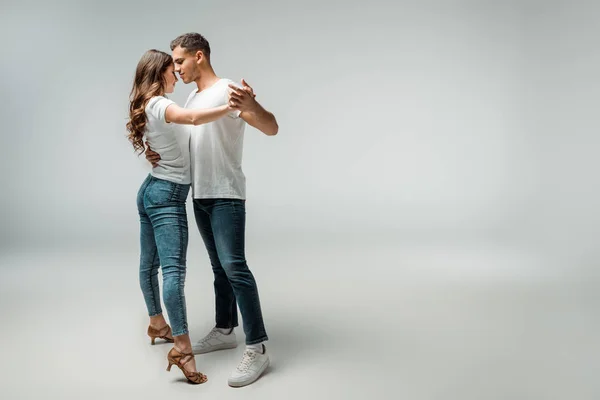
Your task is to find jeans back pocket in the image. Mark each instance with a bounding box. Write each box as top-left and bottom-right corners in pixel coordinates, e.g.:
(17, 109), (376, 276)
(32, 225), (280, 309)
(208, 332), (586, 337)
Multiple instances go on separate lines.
(146, 179), (176, 206)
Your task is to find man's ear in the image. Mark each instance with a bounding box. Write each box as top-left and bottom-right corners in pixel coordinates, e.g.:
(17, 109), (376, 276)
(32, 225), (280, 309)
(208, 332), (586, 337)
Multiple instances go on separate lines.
(195, 50), (204, 64)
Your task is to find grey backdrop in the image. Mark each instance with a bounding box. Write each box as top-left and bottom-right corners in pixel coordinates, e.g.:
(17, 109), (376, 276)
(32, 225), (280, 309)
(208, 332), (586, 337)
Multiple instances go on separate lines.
(1, 0), (597, 261)
(2, 0), (589, 249)
(1, 0), (599, 398)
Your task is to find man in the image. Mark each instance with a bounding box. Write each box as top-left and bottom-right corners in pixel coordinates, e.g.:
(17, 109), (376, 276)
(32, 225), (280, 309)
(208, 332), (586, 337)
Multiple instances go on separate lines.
(146, 32), (278, 387)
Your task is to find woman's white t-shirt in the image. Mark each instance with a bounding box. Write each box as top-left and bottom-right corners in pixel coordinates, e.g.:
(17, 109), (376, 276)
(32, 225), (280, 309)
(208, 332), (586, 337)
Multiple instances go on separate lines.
(144, 96), (191, 185)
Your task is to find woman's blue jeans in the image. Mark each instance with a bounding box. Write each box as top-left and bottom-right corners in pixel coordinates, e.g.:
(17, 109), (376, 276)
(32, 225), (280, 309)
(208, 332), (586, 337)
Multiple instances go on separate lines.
(137, 174), (190, 336)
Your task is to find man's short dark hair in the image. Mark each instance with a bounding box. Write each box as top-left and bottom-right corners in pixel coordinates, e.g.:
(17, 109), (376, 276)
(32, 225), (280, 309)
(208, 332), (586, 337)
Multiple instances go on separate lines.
(170, 33), (211, 60)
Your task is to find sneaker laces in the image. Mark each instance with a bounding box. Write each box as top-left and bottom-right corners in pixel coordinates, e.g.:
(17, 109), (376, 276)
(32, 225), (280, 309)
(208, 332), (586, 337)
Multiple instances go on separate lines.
(236, 350), (257, 372)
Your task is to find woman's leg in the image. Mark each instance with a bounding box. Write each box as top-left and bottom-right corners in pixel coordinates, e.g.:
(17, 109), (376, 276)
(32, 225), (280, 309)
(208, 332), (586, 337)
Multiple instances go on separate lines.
(145, 179), (197, 371)
(138, 177), (168, 328)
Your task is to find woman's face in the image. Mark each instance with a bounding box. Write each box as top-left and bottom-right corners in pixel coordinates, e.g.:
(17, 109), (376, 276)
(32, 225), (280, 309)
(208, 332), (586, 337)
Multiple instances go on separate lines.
(163, 63), (178, 94)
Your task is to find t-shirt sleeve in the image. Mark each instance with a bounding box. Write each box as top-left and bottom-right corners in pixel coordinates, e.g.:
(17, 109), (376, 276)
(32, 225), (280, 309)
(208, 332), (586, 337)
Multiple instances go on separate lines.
(146, 96), (175, 122)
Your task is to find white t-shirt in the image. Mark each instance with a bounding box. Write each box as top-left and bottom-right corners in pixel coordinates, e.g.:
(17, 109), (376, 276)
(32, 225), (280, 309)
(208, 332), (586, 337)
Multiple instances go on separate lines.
(184, 79), (246, 199)
(145, 96), (191, 185)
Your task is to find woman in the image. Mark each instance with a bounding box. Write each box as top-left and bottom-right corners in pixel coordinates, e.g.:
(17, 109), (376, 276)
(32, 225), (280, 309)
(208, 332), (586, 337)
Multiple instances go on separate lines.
(126, 49), (231, 384)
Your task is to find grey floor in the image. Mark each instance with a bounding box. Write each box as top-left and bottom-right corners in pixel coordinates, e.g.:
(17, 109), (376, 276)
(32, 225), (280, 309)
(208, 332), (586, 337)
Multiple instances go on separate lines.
(1, 236), (598, 400)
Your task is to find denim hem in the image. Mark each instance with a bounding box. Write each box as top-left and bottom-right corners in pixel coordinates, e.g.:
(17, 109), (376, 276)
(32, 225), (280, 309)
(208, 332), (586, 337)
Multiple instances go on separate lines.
(172, 329), (189, 337)
(216, 323), (239, 330)
(148, 311), (163, 317)
(246, 336), (268, 345)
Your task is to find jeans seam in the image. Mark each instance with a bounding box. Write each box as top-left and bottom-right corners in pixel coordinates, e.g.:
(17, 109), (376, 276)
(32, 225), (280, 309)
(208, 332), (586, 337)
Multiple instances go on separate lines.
(173, 269), (188, 336)
(170, 183), (178, 203)
(148, 245), (160, 315)
(179, 210), (187, 333)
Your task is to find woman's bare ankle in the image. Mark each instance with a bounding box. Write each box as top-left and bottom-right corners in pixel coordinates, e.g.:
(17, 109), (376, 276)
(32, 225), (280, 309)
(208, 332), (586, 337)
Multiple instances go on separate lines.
(149, 314), (168, 330)
(174, 334), (192, 349)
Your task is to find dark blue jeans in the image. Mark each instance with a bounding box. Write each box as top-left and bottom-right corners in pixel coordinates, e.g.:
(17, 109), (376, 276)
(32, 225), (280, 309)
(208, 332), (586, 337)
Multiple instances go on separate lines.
(193, 199), (268, 345)
(137, 174), (191, 336)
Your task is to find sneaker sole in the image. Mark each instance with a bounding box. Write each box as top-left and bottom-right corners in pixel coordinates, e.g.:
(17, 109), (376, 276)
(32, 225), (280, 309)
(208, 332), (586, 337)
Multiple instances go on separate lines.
(192, 341), (238, 355)
(228, 358), (270, 388)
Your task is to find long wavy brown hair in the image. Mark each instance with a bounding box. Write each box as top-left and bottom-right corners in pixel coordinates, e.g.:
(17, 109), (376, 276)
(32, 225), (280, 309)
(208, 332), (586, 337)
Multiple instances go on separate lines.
(126, 49), (173, 154)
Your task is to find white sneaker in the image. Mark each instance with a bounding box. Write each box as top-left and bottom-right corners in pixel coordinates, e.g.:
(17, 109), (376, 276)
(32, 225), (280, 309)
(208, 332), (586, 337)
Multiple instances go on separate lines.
(192, 327), (238, 354)
(228, 345), (270, 387)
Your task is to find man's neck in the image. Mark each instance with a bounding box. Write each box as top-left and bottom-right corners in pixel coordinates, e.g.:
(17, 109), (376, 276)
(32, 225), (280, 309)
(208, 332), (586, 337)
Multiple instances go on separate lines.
(194, 69), (220, 93)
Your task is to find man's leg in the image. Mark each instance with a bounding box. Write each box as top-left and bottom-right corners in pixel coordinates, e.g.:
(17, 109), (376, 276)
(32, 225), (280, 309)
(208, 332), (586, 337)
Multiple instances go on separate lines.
(209, 199), (268, 345)
(191, 199), (239, 354)
(207, 199), (270, 387)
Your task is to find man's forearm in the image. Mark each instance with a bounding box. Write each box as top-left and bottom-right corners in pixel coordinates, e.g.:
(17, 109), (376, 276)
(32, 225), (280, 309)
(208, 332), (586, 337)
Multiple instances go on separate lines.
(241, 103), (279, 136)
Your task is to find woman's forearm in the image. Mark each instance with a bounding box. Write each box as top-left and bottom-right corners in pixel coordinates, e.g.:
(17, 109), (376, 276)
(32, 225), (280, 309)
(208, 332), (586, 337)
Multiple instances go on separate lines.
(191, 104), (229, 125)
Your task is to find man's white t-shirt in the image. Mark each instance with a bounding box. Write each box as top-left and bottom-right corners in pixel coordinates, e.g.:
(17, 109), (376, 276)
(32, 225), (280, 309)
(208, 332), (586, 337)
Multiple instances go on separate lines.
(184, 79), (246, 199)
(145, 96), (191, 185)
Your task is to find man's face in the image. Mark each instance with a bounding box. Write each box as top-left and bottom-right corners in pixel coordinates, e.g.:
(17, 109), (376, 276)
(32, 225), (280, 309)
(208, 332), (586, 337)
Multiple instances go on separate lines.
(172, 46), (199, 84)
